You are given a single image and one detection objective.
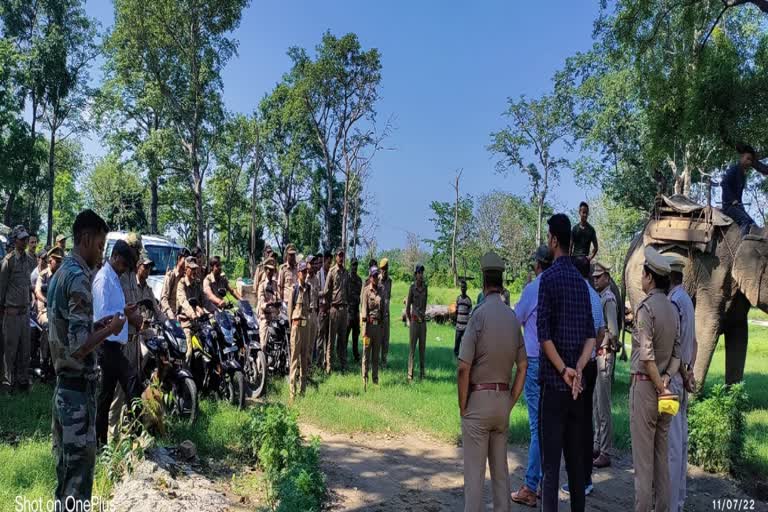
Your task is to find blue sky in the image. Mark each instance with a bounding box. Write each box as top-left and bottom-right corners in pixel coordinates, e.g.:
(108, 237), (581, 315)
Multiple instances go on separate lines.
(84, 0), (600, 249)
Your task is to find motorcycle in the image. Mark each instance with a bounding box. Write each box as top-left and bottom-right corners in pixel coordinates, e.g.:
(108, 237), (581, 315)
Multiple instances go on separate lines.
(261, 300), (291, 376)
(187, 299), (247, 409)
(232, 299), (267, 398)
(139, 301), (198, 425)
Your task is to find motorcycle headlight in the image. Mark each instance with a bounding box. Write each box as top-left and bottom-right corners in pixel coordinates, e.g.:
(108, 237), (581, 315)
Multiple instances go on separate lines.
(176, 336), (187, 354)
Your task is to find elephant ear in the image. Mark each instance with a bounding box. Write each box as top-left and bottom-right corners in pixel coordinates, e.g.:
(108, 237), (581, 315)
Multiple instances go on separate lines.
(732, 237), (768, 308)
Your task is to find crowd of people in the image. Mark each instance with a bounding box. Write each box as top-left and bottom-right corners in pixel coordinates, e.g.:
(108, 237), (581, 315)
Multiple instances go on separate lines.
(457, 207), (697, 512)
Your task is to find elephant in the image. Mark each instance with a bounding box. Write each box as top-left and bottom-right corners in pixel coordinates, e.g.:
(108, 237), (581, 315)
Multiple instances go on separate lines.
(623, 204), (768, 389)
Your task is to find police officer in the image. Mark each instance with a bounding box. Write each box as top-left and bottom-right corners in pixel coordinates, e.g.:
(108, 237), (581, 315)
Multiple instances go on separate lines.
(406, 264), (428, 381)
(630, 246), (681, 512)
(287, 261), (312, 399)
(160, 248), (190, 321)
(666, 253), (697, 512)
(35, 247), (64, 378)
(347, 258), (363, 362)
(177, 256), (209, 362)
(55, 233), (68, 253)
(278, 244), (298, 304)
(307, 255), (321, 366)
(203, 255), (241, 308)
(378, 258), (392, 368)
(257, 258), (279, 349)
(253, 245), (274, 309)
(360, 266), (384, 389)
(458, 252), (527, 512)
(323, 248), (349, 372)
(592, 261), (619, 469)
(48, 210), (125, 505)
(0, 225), (36, 392)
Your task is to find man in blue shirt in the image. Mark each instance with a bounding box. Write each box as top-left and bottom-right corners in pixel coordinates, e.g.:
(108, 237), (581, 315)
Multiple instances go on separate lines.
(511, 245), (552, 508)
(721, 144), (768, 236)
(537, 214), (596, 512)
(93, 240), (140, 446)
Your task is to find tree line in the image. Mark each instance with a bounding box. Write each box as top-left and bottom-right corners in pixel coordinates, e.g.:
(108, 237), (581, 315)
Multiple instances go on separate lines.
(0, 0), (385, 273)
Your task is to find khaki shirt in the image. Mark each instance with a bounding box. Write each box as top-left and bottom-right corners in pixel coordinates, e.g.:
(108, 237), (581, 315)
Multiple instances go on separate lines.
(308, 273), (321, 311)
(203, 272), (229, 304)
(287, 281), (311, 322)
(360, 283), (383, 337)
(47, 253), (98, 379)
(120, 270), (140, 335)
(176, 277), (205, 326)
(0, 249), (36, 308)
(137, 278), (167, 325)
(380, 275), (392, 319)
(458, 293), (526, 385)
(160, 268), (182, 319)
(630, 288), (681, 375)
(278, 263), (298, 304)
(258, 277), (278, 319)
(323, 265), (349, 307)
(407, 282), (428, 322)
(35, 267), (54, 317)
(599, 286), (619, 349)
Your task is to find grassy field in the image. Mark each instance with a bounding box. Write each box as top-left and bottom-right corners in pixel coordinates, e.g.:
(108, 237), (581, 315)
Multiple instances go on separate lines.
(1, 281), (766, 509)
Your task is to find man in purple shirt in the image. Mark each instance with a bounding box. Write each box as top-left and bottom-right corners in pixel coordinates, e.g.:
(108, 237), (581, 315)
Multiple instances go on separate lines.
(511, 245), (552, 507)
(537, 214), (596, 512)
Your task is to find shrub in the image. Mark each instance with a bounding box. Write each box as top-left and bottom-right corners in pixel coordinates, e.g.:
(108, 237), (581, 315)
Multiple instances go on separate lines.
(688, 383), (748, 474)
(241, 403), (326, 511)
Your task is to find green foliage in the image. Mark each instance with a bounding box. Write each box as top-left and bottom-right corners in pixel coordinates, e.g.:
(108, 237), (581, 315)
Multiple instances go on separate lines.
(241, 403), (326, 511)
(85, 155), (148, 232)
(689, 383), (749, 474)
(98, 398), (154, 488)
(588, 194), (645, 283)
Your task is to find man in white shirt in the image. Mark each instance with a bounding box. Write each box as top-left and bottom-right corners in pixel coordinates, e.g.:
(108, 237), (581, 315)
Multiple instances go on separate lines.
(93, 240), (140, 446)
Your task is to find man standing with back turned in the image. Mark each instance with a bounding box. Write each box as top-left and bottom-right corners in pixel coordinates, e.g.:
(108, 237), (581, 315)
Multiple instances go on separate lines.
(538, 214), (596, 512)
(458, 251), (527, 512)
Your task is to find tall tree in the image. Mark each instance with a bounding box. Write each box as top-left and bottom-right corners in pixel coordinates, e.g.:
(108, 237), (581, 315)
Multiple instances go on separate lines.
(287, 31), (382, 250)
(489, 94), (571, 245)
(84, 155), (148, 232)
(110, 0), (249, 247)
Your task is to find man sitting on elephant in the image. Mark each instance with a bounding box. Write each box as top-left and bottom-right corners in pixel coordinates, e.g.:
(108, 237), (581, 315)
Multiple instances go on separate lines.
(722, 144), (768, 236)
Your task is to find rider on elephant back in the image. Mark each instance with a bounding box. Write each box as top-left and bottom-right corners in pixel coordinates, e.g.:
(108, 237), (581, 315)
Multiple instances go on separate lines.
(722, 143), (768, 236)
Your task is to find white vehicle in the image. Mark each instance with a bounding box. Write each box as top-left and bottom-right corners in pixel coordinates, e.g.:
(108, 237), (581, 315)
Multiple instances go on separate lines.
(104, 232), (183, 301)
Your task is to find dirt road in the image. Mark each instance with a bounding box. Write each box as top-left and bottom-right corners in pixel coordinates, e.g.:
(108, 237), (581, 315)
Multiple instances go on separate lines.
(302, 424), (766, 512)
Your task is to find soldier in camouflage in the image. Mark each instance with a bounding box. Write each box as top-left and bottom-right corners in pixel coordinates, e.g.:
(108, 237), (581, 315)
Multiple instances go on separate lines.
(47, 210), (125, 505)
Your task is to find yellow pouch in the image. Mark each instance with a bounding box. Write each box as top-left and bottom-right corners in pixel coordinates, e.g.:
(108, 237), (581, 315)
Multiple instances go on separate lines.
(363, 336), (371, 348)
(658, 395), (680, 416)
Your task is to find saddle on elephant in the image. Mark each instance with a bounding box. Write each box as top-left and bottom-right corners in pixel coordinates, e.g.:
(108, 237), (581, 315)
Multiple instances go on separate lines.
(645, 194), (735, 252)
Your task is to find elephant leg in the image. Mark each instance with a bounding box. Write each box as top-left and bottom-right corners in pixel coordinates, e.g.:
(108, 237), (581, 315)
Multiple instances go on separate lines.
(693, 299), (722, 391)
(724, 316), (748, 385)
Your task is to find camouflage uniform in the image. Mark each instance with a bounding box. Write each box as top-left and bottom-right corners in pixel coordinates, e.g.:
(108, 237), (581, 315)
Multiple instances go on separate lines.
(47, 252), (99, 504)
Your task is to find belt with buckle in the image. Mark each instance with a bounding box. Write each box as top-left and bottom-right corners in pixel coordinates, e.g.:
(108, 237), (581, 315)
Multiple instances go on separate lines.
(470, 383), (510, 392)
(631, 373), (652, 383)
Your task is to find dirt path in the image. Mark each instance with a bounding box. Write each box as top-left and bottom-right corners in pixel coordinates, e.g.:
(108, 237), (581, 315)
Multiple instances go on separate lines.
(302, 424), (767, 512)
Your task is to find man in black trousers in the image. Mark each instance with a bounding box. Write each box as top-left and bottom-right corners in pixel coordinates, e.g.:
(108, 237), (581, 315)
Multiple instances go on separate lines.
(536, 214), (596, 512)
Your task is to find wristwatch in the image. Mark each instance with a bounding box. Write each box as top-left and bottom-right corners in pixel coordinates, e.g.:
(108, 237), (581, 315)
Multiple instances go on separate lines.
(559, 366), (567, 377)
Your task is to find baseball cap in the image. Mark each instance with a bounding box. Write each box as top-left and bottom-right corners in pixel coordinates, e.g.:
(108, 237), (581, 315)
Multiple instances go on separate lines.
(185, 256), (200, 269)
(12, 225), (29, 239)
(480, 252), (505, 272)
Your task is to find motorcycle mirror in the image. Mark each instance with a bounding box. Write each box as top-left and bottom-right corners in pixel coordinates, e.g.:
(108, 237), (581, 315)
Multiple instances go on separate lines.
(189, 298), (199, 308)
(217, 287), (227, 298)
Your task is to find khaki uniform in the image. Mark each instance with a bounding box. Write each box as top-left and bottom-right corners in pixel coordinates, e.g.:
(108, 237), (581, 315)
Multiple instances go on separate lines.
(360, 282), (384, 384)
(35, 267), (54, 373)
(594, 286), (619, 457)
(379, 275), (392, 366)
(203, 272), (230, 304)
(0, 249), (35, 387)
(630, 288), (681, 512)
(347, 273), (363, 361)
(308, 273), (321, 365)
(278, 263), (298, 305)
(287, 280), (312, 397)
(406, 282), (428, 380)
(177, 277), (206, 360)
(323, 265), (349, 372)
(160, 268), (183, 320)
(48, 252), (99, 502)
(459, 293), (526, 512)
(253, 261), (268, 310)
(258, 277), (279, 349)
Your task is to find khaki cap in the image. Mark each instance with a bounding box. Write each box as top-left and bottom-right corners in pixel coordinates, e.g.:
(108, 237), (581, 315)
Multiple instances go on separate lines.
(379, 258), (389, 269)
(285, 244), (297, 254)
(13, 225), (29, 239)
(47, 247), (65, 260)
(55, 234), (68, 243)
(264, 258), (277, 270)
(592, 261), (611, 277)
(481, 251), (505, 272)
(185, 256), (200, 269)
(665, 253), (687, 273)
(644, 246), (671, 276)
(125, 232), (143, 250)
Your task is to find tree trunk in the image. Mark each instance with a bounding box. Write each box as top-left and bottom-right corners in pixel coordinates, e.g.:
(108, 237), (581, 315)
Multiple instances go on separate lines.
(536, 194), (543, 247)
(351, 193), (359, 260)
(150, 174), (159, 233)
(193, 173), (205, 249)
(4, 189), (17, 226)
(341, 169), (351, 252)
(324, 167), (334, 250)
(451, 172), (461, 286)
(46, 125), (57, 246)
(226, 210), (232, 263)
(249, 128), (261, 274)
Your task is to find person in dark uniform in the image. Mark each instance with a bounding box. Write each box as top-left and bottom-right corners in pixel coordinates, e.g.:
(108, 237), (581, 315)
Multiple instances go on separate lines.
(347, 258), (363, 362)
(722, 144), (768, 235)
(570, 202), (598, 260)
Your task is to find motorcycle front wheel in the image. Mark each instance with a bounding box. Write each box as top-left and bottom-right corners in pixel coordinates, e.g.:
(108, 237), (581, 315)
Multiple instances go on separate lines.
(172, 377), (198, 425)
(247, 350), (267, 398)
(226, 370), (247, 409)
